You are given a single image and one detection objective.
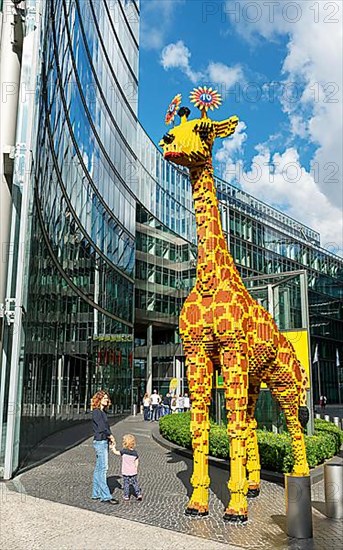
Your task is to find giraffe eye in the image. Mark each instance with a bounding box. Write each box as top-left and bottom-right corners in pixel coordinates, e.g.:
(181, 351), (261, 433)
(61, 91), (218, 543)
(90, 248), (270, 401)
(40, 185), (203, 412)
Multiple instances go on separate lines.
(163, 134), (175, 144)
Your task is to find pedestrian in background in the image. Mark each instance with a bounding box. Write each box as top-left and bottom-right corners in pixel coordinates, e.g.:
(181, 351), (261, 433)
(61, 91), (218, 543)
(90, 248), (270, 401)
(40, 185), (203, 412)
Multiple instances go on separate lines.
(91, 390), (118, 504)
(142, 392), (151, 421)
(177, 394), (184, 413)
(150, 389), (160, 421)
(110, 434), (142, 502)
(157, 395), (164, 419)
(162, 393), (171, 415)
(171, 395), (177, 414)
(320, 395), (327, 411)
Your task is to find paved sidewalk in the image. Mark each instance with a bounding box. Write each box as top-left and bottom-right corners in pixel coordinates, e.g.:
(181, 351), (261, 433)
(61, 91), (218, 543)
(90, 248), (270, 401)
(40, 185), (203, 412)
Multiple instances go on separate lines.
(0, 484), (235, 550)
(2, 414), (342, 550)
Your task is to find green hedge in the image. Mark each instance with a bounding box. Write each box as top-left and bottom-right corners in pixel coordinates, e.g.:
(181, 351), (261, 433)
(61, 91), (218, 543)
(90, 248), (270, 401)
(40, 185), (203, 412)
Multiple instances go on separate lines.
(159, 413), (342, 473)
(313, 418), (343, 446)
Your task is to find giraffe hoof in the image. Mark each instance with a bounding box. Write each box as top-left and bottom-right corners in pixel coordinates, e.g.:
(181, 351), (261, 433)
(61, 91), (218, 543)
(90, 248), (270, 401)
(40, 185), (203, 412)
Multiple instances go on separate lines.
(185, 507), (209, 517)
(247, 488), (260, 498)
(223, 513), (248, 524)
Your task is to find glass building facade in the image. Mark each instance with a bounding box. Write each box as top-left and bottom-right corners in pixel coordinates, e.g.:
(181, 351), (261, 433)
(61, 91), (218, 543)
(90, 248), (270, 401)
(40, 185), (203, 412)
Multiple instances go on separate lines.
(0, 0), (342, 478)
(21, 0), (138, 449)
(0, 0), (140, 477)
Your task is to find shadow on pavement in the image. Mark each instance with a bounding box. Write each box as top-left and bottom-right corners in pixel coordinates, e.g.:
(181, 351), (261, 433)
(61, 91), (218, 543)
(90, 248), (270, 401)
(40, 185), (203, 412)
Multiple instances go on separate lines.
(18, 416), (124, 475)
(108, 475), (122, 493)
(271, 516), (315, 549)
(165, 449), (230, 506)
(166, 450), (193, 498)
(311, 500), (326, 515)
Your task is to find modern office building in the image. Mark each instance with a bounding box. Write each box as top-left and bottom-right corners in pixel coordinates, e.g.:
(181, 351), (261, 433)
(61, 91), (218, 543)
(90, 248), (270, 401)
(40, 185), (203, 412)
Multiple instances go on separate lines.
(0, 0), (342, 479)
(0, 0), (139, 478)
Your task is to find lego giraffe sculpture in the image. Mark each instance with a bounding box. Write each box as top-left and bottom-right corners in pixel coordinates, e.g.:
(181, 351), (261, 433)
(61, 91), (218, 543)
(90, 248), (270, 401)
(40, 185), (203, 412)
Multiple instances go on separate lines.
(159, 88), (309, 524)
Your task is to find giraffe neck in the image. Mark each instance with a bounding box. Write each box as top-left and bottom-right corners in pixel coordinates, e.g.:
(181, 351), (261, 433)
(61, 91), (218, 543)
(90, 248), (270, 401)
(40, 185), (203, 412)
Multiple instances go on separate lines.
(190, 162), (243, 293)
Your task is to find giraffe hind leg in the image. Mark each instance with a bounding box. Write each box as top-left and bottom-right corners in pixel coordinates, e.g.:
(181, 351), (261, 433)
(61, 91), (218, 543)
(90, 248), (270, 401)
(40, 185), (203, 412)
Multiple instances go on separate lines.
(269, 366), (309, 476)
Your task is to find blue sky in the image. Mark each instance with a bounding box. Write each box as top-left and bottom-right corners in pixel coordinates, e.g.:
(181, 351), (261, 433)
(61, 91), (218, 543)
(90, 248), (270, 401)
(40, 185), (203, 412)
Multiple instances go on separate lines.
(138, 0), (342, 255)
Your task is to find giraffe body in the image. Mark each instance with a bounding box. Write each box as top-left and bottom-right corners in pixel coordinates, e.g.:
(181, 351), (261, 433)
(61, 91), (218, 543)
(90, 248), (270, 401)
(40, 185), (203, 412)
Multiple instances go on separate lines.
(160, 108), (309, 523)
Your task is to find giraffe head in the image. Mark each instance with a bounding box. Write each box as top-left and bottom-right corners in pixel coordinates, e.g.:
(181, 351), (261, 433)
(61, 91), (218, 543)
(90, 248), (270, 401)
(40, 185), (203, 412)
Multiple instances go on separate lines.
(159, 105), (239, 168)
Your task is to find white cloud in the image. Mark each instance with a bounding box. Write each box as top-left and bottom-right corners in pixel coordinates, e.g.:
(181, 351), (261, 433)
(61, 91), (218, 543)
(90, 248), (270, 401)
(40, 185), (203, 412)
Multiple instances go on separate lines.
(215, 121), (247, 185)
(161, 41), (190, 70)
(160, 41), (244, 89)
(289, 114), (308, 140)
(243, 148), (342, 251)
(161, 41), (204, 83)
(225, 0), (343, 253)
(216, 121), (247, 162)
(143, 0), (183, 18)
(216, 137), (343, 252)
(140, 0), (185, 50)
(141, 28), (164, 50)
(207, 62), (244, 89)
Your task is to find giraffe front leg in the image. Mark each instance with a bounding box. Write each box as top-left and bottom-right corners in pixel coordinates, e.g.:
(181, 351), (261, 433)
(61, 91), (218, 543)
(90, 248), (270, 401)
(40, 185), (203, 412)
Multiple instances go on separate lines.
(225, 435), (249, 523)
(246, 386), (261, 498)
(185, 351), (213, 517)
(222, 348), (249, 523)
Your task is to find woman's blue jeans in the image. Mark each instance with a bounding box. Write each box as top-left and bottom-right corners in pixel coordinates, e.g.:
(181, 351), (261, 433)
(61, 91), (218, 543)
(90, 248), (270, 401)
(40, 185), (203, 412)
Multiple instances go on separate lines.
(92, 440), (112, 501)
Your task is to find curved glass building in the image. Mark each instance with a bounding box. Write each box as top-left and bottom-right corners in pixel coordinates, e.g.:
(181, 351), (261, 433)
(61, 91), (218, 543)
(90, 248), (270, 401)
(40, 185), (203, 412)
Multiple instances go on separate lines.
(0, 0), (342, 478)
(0, 0), (140, 476)
(29, 0), (138, 402)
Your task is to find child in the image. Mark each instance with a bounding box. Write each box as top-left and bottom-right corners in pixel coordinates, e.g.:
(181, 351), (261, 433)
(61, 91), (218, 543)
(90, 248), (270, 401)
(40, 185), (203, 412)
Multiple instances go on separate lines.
(110, 434), (142, 501)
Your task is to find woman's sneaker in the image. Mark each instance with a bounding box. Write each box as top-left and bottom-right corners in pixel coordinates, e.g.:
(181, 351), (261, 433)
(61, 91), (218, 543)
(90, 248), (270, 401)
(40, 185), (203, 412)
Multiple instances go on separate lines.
(137, 495), (143, 501)
(123, 496), (130, 501)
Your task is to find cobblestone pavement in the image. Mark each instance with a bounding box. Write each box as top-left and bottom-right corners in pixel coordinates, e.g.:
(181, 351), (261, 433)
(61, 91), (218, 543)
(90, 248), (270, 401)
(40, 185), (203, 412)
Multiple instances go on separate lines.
(6, 415), (342, 550)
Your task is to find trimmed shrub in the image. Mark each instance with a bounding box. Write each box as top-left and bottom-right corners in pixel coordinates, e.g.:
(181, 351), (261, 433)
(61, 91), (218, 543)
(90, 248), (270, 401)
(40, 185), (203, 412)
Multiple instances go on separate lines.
(159, 412), (192, 449)
(257, 431), (294, 473)
(159, 413), (342, 473)
(313, 419), (343, 451)
(209, 422), (229, 459)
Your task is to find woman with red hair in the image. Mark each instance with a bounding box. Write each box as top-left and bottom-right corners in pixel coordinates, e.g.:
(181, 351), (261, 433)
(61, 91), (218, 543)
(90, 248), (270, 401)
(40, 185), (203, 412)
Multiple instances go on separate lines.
(91, 390), (118, 504)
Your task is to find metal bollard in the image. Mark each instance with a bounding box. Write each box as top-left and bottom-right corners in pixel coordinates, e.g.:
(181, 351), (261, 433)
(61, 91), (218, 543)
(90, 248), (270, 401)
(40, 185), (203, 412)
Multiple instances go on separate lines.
(132, 404), (137, 416)
(285, 474), (313, 539)
(315, 413), (321, 419)
(324, 414), (330, 422)
(324, 463), (343, 519)
(333, 416), (340, 428)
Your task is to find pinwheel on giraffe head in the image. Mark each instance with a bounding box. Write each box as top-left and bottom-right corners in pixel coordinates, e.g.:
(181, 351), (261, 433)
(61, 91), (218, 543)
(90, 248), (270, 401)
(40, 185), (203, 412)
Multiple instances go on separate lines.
(159, 86), (239, 167)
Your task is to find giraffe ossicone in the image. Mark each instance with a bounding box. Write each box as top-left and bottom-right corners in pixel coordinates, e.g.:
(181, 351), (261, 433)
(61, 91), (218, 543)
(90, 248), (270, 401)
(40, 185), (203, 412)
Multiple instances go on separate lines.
(160, 89), (310, 524)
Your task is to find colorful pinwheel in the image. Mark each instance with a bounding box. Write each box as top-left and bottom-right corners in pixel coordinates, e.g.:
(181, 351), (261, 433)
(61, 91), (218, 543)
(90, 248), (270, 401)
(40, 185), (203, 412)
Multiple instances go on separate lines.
(165, 93), (182, 125)
(189, 86), (222, 112)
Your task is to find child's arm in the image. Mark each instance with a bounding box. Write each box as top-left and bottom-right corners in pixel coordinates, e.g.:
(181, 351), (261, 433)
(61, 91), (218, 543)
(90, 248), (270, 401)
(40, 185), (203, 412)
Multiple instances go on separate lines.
(110, 444), (121, 456)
